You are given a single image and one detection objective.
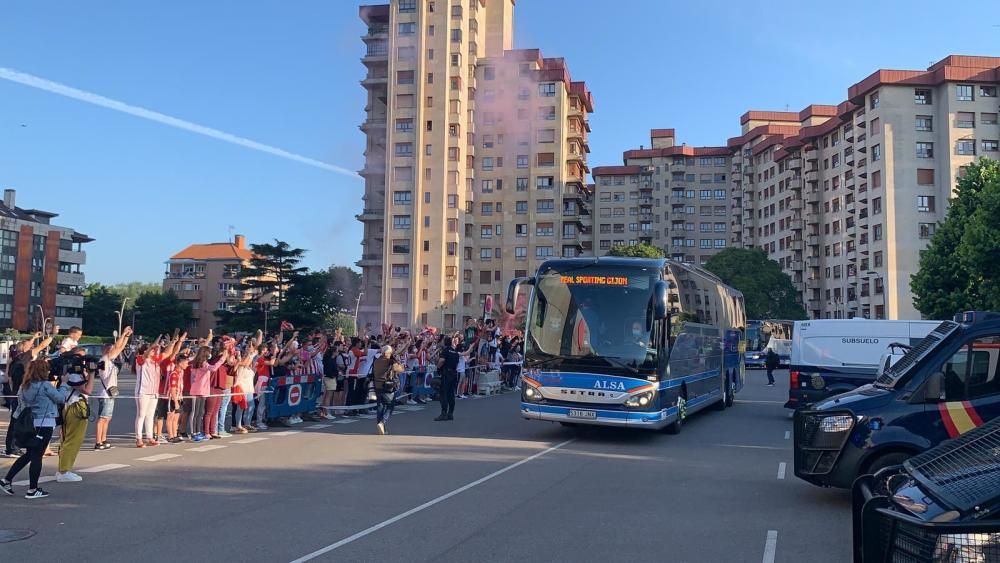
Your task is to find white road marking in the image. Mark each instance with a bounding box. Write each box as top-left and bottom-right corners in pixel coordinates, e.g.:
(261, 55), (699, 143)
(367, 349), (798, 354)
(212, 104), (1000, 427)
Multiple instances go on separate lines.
(307, 424), (332, 430)
(357, 414), (376, 420)
(715, 444), (786, 451)
(784, 431), (791, 440)
(78, 464), (130, 473)
(736, 399), (786, 405)
(188, 445), (227, 453)
(271, 431), (303, 436)
(288, 439), (576, 563)
(231, 437), (269, 444)
(763, 530), (778, 563)
(777, 462), (787, 480)
(136, 453), (181, 462)
(14, 476), (55, 486)
(332, 419), (359, 425)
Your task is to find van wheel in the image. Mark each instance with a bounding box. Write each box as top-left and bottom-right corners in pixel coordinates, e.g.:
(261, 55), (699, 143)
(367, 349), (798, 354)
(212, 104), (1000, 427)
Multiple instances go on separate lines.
(866, 452), (912, 476)
(665, 396), (686, 434)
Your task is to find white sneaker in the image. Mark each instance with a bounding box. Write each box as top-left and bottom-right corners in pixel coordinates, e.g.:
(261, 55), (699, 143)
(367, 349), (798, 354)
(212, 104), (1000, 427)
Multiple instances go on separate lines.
(256, 423), (269, 431)
(323, 414), (336, 420)
(406, 399), (417, 406)
(56, 472), (82, 483)
(376, 422), (385, 435)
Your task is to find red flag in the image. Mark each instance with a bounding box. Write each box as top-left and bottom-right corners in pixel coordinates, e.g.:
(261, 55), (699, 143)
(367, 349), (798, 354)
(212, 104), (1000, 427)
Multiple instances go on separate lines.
(280, 321), (295, 332)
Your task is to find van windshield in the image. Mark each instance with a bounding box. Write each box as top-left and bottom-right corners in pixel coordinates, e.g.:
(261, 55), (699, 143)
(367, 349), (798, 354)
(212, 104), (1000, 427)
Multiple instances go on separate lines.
(875, 321), (960, 388)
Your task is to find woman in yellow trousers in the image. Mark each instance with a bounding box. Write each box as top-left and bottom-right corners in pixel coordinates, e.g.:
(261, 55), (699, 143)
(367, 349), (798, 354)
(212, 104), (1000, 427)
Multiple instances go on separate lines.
(56, 354), (94, 483)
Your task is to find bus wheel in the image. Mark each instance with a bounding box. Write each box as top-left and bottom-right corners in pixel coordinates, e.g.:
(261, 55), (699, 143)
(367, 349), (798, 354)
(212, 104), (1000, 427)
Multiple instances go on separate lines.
(665, 396), (685, 434)
(713, 381), (727, 411)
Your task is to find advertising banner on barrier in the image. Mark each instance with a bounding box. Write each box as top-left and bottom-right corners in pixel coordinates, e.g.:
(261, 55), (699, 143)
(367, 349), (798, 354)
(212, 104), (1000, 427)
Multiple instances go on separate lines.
(265, 373), (322, 419)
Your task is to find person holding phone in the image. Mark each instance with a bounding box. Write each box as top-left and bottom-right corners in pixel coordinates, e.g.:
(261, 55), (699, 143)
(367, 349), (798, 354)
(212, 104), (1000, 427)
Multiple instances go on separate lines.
(93, 327), (132, 451)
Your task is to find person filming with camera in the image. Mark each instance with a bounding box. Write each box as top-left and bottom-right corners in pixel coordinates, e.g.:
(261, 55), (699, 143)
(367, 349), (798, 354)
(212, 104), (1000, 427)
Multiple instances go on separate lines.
(371, 345), (404, 436)
(53, 346), (96, 483)
(1, 358), (72, 499)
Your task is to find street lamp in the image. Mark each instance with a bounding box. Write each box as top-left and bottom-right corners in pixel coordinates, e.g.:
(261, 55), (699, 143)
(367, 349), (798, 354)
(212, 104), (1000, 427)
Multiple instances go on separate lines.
(115, 297), (129, 337)
(866, 271), (886, 319)
(353, 292), (364, 337)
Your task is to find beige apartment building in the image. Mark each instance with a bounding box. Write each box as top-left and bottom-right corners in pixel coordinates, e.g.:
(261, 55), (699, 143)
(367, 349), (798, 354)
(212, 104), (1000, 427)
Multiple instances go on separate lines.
(727, 55), (1000, 320)
(592, 129), (731, 265)
(358, 0), (594, 330)
(163, 235), (254, 336)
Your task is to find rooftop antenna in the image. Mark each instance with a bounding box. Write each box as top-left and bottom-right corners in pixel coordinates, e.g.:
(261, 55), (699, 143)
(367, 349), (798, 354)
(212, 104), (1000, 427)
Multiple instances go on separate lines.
(228, 225), (235, 241)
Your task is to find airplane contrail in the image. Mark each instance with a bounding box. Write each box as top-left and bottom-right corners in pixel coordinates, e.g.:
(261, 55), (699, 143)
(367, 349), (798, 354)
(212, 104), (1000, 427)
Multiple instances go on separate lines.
(0, 67), (359, 178)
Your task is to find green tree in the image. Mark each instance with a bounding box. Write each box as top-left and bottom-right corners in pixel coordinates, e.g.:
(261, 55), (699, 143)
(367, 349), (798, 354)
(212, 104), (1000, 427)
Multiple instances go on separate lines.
(82, 283), (128, 336)
(282, 270), (340, 329)
(607, 243), (666, 258)
(239, 239), (308, 306)
(133, 290), (192, 339)
(704, 248), (807, 320)
(109, 281), (162, 303)
(327, 266), (362, 312)
(912, 158), (1000, 317)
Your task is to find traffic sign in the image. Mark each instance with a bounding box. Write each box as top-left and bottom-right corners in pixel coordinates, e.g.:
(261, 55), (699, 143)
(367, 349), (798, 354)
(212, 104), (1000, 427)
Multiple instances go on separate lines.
(288, 384), (302, 407)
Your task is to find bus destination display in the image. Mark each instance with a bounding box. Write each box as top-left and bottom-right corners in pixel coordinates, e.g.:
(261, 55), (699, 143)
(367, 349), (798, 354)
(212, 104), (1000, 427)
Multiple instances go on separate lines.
(559, 275), (629, 286)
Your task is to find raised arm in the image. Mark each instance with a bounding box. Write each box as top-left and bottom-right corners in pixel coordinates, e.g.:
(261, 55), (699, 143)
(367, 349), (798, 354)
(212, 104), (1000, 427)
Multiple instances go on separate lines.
(107, 326), (134, 360)
(31, 328), (58, 357)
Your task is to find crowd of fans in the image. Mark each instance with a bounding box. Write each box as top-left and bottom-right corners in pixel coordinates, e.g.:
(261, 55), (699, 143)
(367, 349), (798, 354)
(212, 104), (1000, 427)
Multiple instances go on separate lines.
(0, 318), (523, 499)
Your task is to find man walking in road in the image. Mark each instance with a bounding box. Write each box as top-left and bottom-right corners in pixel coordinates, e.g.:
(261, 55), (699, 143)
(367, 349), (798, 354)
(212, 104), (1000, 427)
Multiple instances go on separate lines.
(371, 345), (403, 435)
(435, 334), (469, 422)
(765, 348), (779, 386)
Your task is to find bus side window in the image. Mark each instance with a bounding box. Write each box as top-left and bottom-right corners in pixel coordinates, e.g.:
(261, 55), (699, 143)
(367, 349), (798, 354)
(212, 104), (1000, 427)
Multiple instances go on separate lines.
(940, 335), (1000, 401)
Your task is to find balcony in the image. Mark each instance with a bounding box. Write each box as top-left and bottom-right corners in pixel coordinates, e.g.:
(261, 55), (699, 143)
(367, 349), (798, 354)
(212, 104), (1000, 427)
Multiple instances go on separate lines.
(787, 177), (803, 191)
(806, 256), (820, 268)
(789, 260), (804, 271)
(359, 117), (387, 132)
(789, 219), (804, 230)
(57, 271), (85, 286)
(55, 294), (84, 309)
(363, 24), (389, 41)
(356, 208), (384, 221)
(362, 43), (388, 65)
(804, 168), (819, 183)
(172, 289), (203, 301)
(743, 164), (754, 175)
(361, 74), (388, 89)
(357, 253), (382, 267)
(787, 157), (802, 170)
(807, 233), (820, 247)
(58, 249), (87, 265)
(788, 199), (804, 211)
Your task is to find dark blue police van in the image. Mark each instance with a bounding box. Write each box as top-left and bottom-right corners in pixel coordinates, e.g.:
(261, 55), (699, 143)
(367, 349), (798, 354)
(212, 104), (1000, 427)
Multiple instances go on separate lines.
(794, 312), (1000, 489)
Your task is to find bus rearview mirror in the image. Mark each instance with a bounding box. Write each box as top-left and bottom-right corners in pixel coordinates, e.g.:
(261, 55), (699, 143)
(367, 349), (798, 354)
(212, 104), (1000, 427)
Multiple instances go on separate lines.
(652, 281), (669, 320)
(506, 277), (534, 314)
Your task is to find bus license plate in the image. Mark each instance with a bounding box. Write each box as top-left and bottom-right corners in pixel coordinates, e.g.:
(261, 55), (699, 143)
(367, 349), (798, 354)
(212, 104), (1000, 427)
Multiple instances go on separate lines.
(568, 409), (597, 419)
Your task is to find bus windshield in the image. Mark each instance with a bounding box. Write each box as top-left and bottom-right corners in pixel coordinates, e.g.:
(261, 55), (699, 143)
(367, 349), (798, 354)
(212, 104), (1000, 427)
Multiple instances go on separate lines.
(525, 264), (659, 370)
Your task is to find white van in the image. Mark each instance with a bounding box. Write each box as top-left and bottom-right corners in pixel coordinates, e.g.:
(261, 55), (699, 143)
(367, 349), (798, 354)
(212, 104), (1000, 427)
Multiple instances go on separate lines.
(785, 319), (940, 409)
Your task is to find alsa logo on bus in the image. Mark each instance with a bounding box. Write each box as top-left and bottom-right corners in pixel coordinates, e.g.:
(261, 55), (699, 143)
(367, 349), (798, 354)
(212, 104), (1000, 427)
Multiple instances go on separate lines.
(593, 380), (627, 391)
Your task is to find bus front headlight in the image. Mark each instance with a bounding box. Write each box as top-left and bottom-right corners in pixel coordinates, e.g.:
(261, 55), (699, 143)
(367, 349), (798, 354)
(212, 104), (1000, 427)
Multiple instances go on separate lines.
(625, 390), (655, 409)
(523, 385), (542, 402)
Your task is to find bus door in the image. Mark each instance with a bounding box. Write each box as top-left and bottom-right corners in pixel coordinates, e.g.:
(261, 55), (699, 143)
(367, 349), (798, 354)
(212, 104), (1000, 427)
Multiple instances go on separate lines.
(725, 329), (745, 391)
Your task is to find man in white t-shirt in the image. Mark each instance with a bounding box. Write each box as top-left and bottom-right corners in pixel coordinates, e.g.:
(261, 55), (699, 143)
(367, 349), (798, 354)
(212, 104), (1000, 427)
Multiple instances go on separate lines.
(59, 326), (83, 354)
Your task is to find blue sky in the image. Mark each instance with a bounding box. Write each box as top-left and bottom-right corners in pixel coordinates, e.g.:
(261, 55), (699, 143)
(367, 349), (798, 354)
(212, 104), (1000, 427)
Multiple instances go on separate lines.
(1, 1), (997, 284)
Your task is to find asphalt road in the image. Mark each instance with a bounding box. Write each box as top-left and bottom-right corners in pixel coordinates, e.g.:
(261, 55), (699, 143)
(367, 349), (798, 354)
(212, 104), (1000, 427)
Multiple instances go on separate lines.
(1, 369), (851, 562)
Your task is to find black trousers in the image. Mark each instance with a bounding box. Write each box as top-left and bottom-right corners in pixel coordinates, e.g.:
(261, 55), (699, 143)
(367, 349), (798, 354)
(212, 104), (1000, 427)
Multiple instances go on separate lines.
(439, 372), (458, 416)
(347, 378), (368, 407)
(4, 398), (18, 454)
(766, 367), (775, 385)
(5, 426), (54, 489)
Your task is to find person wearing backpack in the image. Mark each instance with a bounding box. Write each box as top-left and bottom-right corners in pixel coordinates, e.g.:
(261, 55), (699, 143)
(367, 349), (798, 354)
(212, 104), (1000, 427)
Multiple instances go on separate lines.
(370, 345), (403, 436)
(765, 348), (779, 386)
(1, 358), (72, 499)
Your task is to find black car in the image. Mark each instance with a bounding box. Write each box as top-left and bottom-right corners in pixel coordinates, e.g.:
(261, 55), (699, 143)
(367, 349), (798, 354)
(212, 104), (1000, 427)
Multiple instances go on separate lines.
(794, 312), (1000, 489)
(852, 415), (1000, 562)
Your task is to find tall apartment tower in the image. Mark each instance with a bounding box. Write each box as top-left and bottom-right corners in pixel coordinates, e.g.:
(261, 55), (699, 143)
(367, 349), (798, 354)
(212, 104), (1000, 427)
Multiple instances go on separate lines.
(729, 56), (999, 320)
(592, 130), (731, 265)
(358, 0), (593, 331)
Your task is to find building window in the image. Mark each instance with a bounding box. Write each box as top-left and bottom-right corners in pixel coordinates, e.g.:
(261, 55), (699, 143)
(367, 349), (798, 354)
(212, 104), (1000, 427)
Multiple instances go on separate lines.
(536, 153), (555, 167)
(982, 86), (998, 98)
(983, 113), (999, 125)
(516, 155), (529, 168)
(873, 224), (883, 242)
(917, 196), (936, 213)
(397, 22), (415, 35)
(481, 180), (493, 193)
(915, 115), (932, 132)
(447, 218), (457, 232)
(516, 177), (528, 192)
(447, 194), (457, 208)
(917, 168), (935, 185)
(515, 247), (527, 260)
(392, 191), (412, 205)
(874, 251), (883, 268)
(396, 46), (415, 60)
(394, 142), (413, 156)
(480, 202), (493, 216)
(536, 200), (554, 213)
(538, 83), (556, 97)
(535, 246), (553, 259)
(536, 129), (555, 143)
(450, 29), (462, 42)
(914, 89), (932, 105)
(956, 140), (976, 156)
(536, 176), (554, 189)
(872, 197), (882, 215)
(516, 201), (528, 215)
(957, 112), (975, 128)
(390, 264), (410, 278)
(871, 144), (881, 162)
(869, 91), (879, 109)
(983, 139), (999, 153)
(395, 118), (413, 131)
(398, 0), (416, 11)
(714, 239), (726, 249)
(535, 223), (554, 237)
(538, 106), (556, 120)
(480, 226), (492, 239)
(392, 215), (411, 230)
(916, 142), (933, 158)
(957, 84), (974, 101)
(919, 223), (936, 239)
(480, 248), (492, 261)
